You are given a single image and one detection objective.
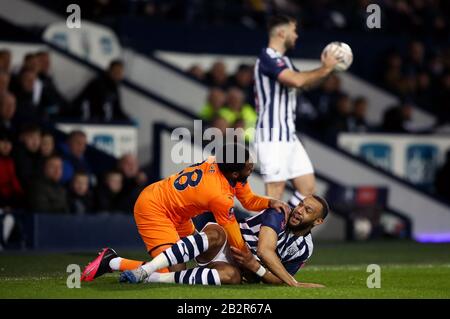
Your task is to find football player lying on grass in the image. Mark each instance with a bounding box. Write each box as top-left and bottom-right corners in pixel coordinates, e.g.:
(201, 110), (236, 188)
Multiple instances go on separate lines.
(82, 195), (328, 287)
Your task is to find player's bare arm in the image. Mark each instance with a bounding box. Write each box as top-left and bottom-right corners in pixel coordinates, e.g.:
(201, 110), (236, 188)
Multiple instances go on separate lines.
(257, 225), (299, 286)
(230, 228), (324, 288)
(230, 246), (284, 284)
(235, 180), (291, 218)
(277, 48), (339, 89)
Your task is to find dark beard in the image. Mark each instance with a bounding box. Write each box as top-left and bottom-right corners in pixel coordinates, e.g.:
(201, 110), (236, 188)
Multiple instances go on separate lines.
(285, 39), (295, 51)
(287, 221), (312, 232)
(237, 175), (249, 183)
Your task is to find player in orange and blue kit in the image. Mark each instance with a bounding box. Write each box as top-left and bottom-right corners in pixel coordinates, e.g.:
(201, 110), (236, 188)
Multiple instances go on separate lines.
(81, 144), (289, 282)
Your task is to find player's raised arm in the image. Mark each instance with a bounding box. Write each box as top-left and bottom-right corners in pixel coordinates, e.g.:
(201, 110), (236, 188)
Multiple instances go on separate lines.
(277, 49), (338, 89)
(236, 182), (291, 215)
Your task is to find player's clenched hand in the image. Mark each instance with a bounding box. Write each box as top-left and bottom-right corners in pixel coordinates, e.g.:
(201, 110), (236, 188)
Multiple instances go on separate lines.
(321, 48), (339, 72)
(269, 199), (291, 219)
(230, 246), (260, 273)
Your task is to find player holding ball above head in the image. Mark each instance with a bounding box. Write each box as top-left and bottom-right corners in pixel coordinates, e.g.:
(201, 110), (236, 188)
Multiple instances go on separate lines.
(254, 15), (352, 203)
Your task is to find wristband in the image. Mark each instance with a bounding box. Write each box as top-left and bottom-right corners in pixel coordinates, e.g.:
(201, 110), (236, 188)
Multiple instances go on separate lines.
(255, 265), (267, 277)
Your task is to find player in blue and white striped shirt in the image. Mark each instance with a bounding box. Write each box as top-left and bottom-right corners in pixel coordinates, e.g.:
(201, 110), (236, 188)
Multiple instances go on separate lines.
(232, 195), (328, 286)
(254, 15), (339, 204)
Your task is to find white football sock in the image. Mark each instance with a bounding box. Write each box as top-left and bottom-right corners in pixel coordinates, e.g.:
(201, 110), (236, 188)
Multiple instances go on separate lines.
(109, 257), (122, 271)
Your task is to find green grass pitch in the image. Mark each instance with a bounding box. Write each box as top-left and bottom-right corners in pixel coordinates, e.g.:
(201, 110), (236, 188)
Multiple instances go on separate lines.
(1, 241), (450, 299)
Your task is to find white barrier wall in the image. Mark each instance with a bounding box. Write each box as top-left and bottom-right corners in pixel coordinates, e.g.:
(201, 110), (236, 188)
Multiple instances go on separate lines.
(123, 49), (208, 115)
(0, 0), (61, 27)
(338, 133), (450, 187)
(43, 21), (122, 69)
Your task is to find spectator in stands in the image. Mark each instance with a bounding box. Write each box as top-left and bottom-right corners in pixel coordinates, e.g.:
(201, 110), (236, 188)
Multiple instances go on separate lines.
(404, 41), (426, 76)
(61, 130), (91, 184)
(219, 87), (257, 134)
(381, 102), (414, 133)
(434, 150), (450, 200)
(348, 96), (370, 132)
(0, 132), (23, 209)
(13, 124), (43, 189)
(0, 49), (11, 72)
(118, 154), (148, 212)
(0, 70), (10, 95)
(27, 155), (69, 213)
(0, 92), (17, 137)
(228, 64), (254, 104)
(67, 170), (94, 215)
(40, 131), (56, 159)
(186, 64), (205, 82)
(433, 71), (450, 126)
(72, 60), (130, 123)
(209, 115), (229, 136)
(326, 93), (352, 143)
(10, 67), (40, 125)
(199, 87), (226, 122)
(205, 61), (228, 88)
(305, 73), (342, 122)
(35, 51), (67, 120)
(414, 71), (432, 110)
(381, 51), (403, 94)
(95, 170), (128, 213)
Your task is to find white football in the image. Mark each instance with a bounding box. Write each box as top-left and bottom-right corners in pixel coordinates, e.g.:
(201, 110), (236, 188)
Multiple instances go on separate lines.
(322, 41), (353, 72)
(353, 217), (372, 241)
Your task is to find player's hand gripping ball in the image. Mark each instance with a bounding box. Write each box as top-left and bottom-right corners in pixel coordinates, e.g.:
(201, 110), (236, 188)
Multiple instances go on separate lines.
(322, 42), (353, 72)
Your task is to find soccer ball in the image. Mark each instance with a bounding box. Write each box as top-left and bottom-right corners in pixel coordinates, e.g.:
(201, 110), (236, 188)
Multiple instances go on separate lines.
(322, 41), (353, 72)
(353, 217), (372, 241)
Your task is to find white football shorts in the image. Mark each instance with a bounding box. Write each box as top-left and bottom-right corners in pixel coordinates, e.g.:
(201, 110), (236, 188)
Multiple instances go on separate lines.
(254, 136), (314, 183)
(195, 223), (234, 267)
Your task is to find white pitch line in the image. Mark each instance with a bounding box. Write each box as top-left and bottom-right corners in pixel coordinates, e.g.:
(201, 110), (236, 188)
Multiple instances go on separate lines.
(0, 276), (62, 281)
(0, 264), (449, 281)
(302, 264), (450, 271)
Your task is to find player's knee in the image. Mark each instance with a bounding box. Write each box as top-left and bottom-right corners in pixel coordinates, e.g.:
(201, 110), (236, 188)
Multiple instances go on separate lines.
(218, 265), (241, 285)
(203, 224), (226, 248)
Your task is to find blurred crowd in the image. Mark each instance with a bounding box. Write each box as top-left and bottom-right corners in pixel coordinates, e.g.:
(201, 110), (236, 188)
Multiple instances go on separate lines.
(378, 40), (450, 126)
(0, 126), (149, 215)
(0, 49), (148, 219)
(0, 49), (131, 128)
(191, 59), (445, 146)
(42, 0), (450, 36)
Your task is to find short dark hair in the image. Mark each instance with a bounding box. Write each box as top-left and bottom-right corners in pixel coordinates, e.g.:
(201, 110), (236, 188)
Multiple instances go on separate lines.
(109, 59), (124, 69)
(45, 154), (62, 165)
(267, 15), (297, 33)
(104, 169), (122, 184)
(73, 170), (89, 180)
(41, 130), (54, 138)
(354, 96), (367, 105)
(216, 143), (250, 174)
(0, 130), (12, 142)
(24, 53), (37, 61)
(36, 51), (49, 56)
(19, 123), (41, 136)
(68, 130), (86, 140)
(312, 195), (329, 219)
